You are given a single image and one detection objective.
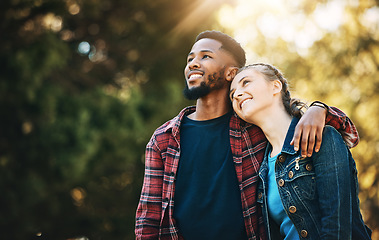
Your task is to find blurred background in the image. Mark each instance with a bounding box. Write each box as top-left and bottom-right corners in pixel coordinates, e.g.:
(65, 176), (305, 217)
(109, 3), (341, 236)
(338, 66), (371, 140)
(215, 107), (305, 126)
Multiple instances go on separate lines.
(1, 0), (378, 239)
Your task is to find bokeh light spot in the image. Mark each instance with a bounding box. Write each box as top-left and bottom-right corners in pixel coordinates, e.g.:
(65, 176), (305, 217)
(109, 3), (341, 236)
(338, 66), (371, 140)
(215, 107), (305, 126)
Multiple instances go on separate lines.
(78, 41), (91, 55)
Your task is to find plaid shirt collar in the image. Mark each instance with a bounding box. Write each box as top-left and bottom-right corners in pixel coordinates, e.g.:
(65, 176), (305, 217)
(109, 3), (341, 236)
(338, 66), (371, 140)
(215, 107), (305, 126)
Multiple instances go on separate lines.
(162, 105), (252, 135)
(162, 106), (195, 136)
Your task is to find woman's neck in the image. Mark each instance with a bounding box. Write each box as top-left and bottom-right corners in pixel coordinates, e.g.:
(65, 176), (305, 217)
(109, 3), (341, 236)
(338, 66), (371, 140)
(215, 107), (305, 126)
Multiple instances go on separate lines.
(253, 106), (292, 157)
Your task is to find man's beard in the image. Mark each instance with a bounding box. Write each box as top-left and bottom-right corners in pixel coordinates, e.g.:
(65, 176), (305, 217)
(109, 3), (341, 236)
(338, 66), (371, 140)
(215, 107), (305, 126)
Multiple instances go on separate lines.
(183, 81), (211, 100)
(183, 68), (227, 100)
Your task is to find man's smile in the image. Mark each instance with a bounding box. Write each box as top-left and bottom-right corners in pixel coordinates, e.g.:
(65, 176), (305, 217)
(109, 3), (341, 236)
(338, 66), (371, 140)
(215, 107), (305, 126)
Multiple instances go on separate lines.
(187, 71), (204, 81)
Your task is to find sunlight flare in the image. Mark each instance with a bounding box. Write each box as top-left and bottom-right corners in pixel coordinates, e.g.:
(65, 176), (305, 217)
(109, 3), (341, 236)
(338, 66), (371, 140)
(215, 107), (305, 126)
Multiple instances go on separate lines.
(217, 0), (347, 58)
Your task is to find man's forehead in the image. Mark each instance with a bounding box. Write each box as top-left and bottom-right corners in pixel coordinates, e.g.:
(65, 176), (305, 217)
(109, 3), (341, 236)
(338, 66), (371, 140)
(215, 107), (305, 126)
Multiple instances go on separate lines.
(189, 38), (222, 53)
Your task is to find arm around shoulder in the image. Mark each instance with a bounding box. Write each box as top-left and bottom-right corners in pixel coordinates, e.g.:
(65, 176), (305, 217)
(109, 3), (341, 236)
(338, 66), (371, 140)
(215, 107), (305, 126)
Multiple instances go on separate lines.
(323, 103), (359, 148)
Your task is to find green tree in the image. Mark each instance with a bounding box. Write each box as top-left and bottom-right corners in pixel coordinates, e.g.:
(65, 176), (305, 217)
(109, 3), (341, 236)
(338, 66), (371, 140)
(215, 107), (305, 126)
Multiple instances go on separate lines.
(0, 0), (221, 239)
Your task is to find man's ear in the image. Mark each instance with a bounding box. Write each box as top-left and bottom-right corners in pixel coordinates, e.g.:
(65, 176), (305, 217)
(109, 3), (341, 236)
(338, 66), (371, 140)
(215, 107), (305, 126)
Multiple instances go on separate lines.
(225, 67), (239, 82)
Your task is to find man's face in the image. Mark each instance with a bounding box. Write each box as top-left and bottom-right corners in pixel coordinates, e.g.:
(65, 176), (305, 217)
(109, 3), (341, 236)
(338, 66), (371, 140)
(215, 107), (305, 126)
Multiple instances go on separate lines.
(183, 38), (232, 100)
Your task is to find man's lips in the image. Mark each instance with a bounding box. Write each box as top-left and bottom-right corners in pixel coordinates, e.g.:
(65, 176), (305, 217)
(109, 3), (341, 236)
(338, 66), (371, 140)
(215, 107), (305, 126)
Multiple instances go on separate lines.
(187, 71), (204, 80)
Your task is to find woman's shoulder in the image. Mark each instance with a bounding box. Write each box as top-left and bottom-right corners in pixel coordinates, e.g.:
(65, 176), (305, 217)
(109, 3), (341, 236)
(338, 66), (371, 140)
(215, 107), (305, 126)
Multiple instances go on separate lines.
(323, 125), (344, 142)
(310, 126), (352, 165)
(318, 125), (348, 153)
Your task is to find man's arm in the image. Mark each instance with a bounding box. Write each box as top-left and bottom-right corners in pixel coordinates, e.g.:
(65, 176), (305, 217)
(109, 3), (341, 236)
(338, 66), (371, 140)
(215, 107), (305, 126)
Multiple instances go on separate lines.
(135, 138), (164, 239)
(291, 101), (359, 158)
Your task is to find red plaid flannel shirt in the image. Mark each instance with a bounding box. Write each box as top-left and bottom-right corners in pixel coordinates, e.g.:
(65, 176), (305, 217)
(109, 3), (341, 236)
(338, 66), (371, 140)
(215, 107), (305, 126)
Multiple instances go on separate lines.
(135, 105), (358, 240)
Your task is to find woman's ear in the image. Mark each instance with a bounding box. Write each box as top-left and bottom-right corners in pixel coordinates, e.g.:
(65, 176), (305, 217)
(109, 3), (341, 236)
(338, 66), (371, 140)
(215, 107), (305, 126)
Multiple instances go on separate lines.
(272, 79), (283, 95)
(225, 67), (239, 82)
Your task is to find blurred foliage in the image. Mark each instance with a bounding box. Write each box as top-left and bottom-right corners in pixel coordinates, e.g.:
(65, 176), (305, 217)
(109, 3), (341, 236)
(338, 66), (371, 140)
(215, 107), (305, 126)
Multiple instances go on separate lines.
(0, 0), (220, 239)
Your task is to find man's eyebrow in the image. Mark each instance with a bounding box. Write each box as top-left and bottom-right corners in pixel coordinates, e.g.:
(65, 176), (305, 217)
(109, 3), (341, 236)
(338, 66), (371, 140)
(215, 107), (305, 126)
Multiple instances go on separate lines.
(187, 49), (214, 57)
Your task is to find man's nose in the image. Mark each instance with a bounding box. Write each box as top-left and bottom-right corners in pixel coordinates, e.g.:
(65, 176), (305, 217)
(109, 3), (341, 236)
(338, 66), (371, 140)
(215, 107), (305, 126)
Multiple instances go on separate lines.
(188, 58), (200, 69)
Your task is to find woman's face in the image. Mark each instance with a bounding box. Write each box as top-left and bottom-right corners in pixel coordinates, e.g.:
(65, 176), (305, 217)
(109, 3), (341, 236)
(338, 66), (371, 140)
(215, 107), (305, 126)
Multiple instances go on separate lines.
(230, 68), (277, 122)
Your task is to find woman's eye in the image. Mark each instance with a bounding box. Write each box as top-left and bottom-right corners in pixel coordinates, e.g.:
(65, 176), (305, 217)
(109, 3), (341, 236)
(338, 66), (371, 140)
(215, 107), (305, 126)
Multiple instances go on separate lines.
(242, 80), (250, 86)
(187, 58), (193, 62)
(203, 55), (211, 59)
(229, 92), (234, 101)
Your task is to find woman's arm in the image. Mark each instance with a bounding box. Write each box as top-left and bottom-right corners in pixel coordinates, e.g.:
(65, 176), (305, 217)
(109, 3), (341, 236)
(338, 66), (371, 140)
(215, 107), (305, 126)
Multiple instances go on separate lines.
(312, 126), (353, 239)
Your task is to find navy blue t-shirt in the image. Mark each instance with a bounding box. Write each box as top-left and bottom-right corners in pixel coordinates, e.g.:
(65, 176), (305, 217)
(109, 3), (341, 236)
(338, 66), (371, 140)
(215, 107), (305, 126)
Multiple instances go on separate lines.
(173, 112), (247, 240)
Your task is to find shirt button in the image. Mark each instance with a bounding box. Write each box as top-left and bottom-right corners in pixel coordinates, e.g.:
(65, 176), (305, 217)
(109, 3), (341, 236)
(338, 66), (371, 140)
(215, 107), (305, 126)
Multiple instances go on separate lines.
(278, 179), (285, 187)
(258, 192), (263, 199)
(301, 230), (308, 237)
(288, 171), (294, 178)
(289, 206), (297, 213)
(306, 164), (313, 171)
(278, 154), (286, 163)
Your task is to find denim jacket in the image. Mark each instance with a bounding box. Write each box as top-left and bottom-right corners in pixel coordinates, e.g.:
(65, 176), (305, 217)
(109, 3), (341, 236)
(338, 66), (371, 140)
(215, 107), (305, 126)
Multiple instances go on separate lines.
(257, 118), (371, 240)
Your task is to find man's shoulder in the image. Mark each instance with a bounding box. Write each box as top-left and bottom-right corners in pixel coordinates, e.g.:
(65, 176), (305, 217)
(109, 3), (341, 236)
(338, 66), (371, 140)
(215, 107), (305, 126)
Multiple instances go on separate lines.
(147, 118), (177, 150)
(152, 106), (195, 137)
(153, 118), (177, 135)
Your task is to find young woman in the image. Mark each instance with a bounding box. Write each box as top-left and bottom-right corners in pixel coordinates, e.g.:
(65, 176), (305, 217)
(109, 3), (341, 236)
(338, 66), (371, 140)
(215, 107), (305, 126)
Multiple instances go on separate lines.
(229, 63), (372, 240)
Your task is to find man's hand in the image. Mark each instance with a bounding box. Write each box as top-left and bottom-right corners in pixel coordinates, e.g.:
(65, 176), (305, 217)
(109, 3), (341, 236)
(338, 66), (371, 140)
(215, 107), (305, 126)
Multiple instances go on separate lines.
(291, 106), (327, 157)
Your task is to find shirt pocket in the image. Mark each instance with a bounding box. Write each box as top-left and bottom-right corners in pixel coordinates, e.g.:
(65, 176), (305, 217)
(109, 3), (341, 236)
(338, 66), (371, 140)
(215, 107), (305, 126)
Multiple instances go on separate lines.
(285, 158), (316, 200)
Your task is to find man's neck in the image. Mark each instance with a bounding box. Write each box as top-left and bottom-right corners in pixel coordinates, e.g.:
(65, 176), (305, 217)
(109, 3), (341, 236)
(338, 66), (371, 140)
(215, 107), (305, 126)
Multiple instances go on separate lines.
(187, 90), (231, 121)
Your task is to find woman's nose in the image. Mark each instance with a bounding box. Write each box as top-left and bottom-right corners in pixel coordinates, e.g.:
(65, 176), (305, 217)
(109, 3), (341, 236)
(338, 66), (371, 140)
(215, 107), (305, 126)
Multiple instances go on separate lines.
(235, 91), (243, 99)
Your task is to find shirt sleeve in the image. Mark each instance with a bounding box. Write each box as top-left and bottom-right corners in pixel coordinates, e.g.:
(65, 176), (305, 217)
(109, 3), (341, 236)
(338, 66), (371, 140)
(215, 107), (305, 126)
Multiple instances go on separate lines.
(322, 104), (359, 148)
(135, 136), (164, 239)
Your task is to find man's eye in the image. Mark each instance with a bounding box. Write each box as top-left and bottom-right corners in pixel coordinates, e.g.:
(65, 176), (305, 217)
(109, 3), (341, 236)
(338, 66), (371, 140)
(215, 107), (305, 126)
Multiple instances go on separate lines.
(203, 55), (211, 59)
(242, 80), (250, 86)
(187, 58), (193, 62)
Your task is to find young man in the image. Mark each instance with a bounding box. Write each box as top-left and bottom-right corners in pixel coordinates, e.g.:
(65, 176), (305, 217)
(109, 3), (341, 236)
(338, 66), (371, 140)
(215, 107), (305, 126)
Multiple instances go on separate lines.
(135, 31), (359, 240)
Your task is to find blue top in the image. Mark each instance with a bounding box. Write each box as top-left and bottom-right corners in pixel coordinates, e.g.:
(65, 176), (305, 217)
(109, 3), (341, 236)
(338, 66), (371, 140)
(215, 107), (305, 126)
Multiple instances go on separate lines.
(267, 153), (299, 240)
(174, 111), (247, 240)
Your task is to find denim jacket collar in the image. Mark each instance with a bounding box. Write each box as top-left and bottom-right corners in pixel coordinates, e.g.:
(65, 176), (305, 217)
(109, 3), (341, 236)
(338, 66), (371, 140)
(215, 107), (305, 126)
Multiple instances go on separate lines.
(280, 117), (300, 156)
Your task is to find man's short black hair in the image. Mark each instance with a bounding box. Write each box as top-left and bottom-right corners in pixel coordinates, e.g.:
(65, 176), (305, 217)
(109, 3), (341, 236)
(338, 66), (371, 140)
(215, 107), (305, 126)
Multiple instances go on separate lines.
(195, 30), (246, 68)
